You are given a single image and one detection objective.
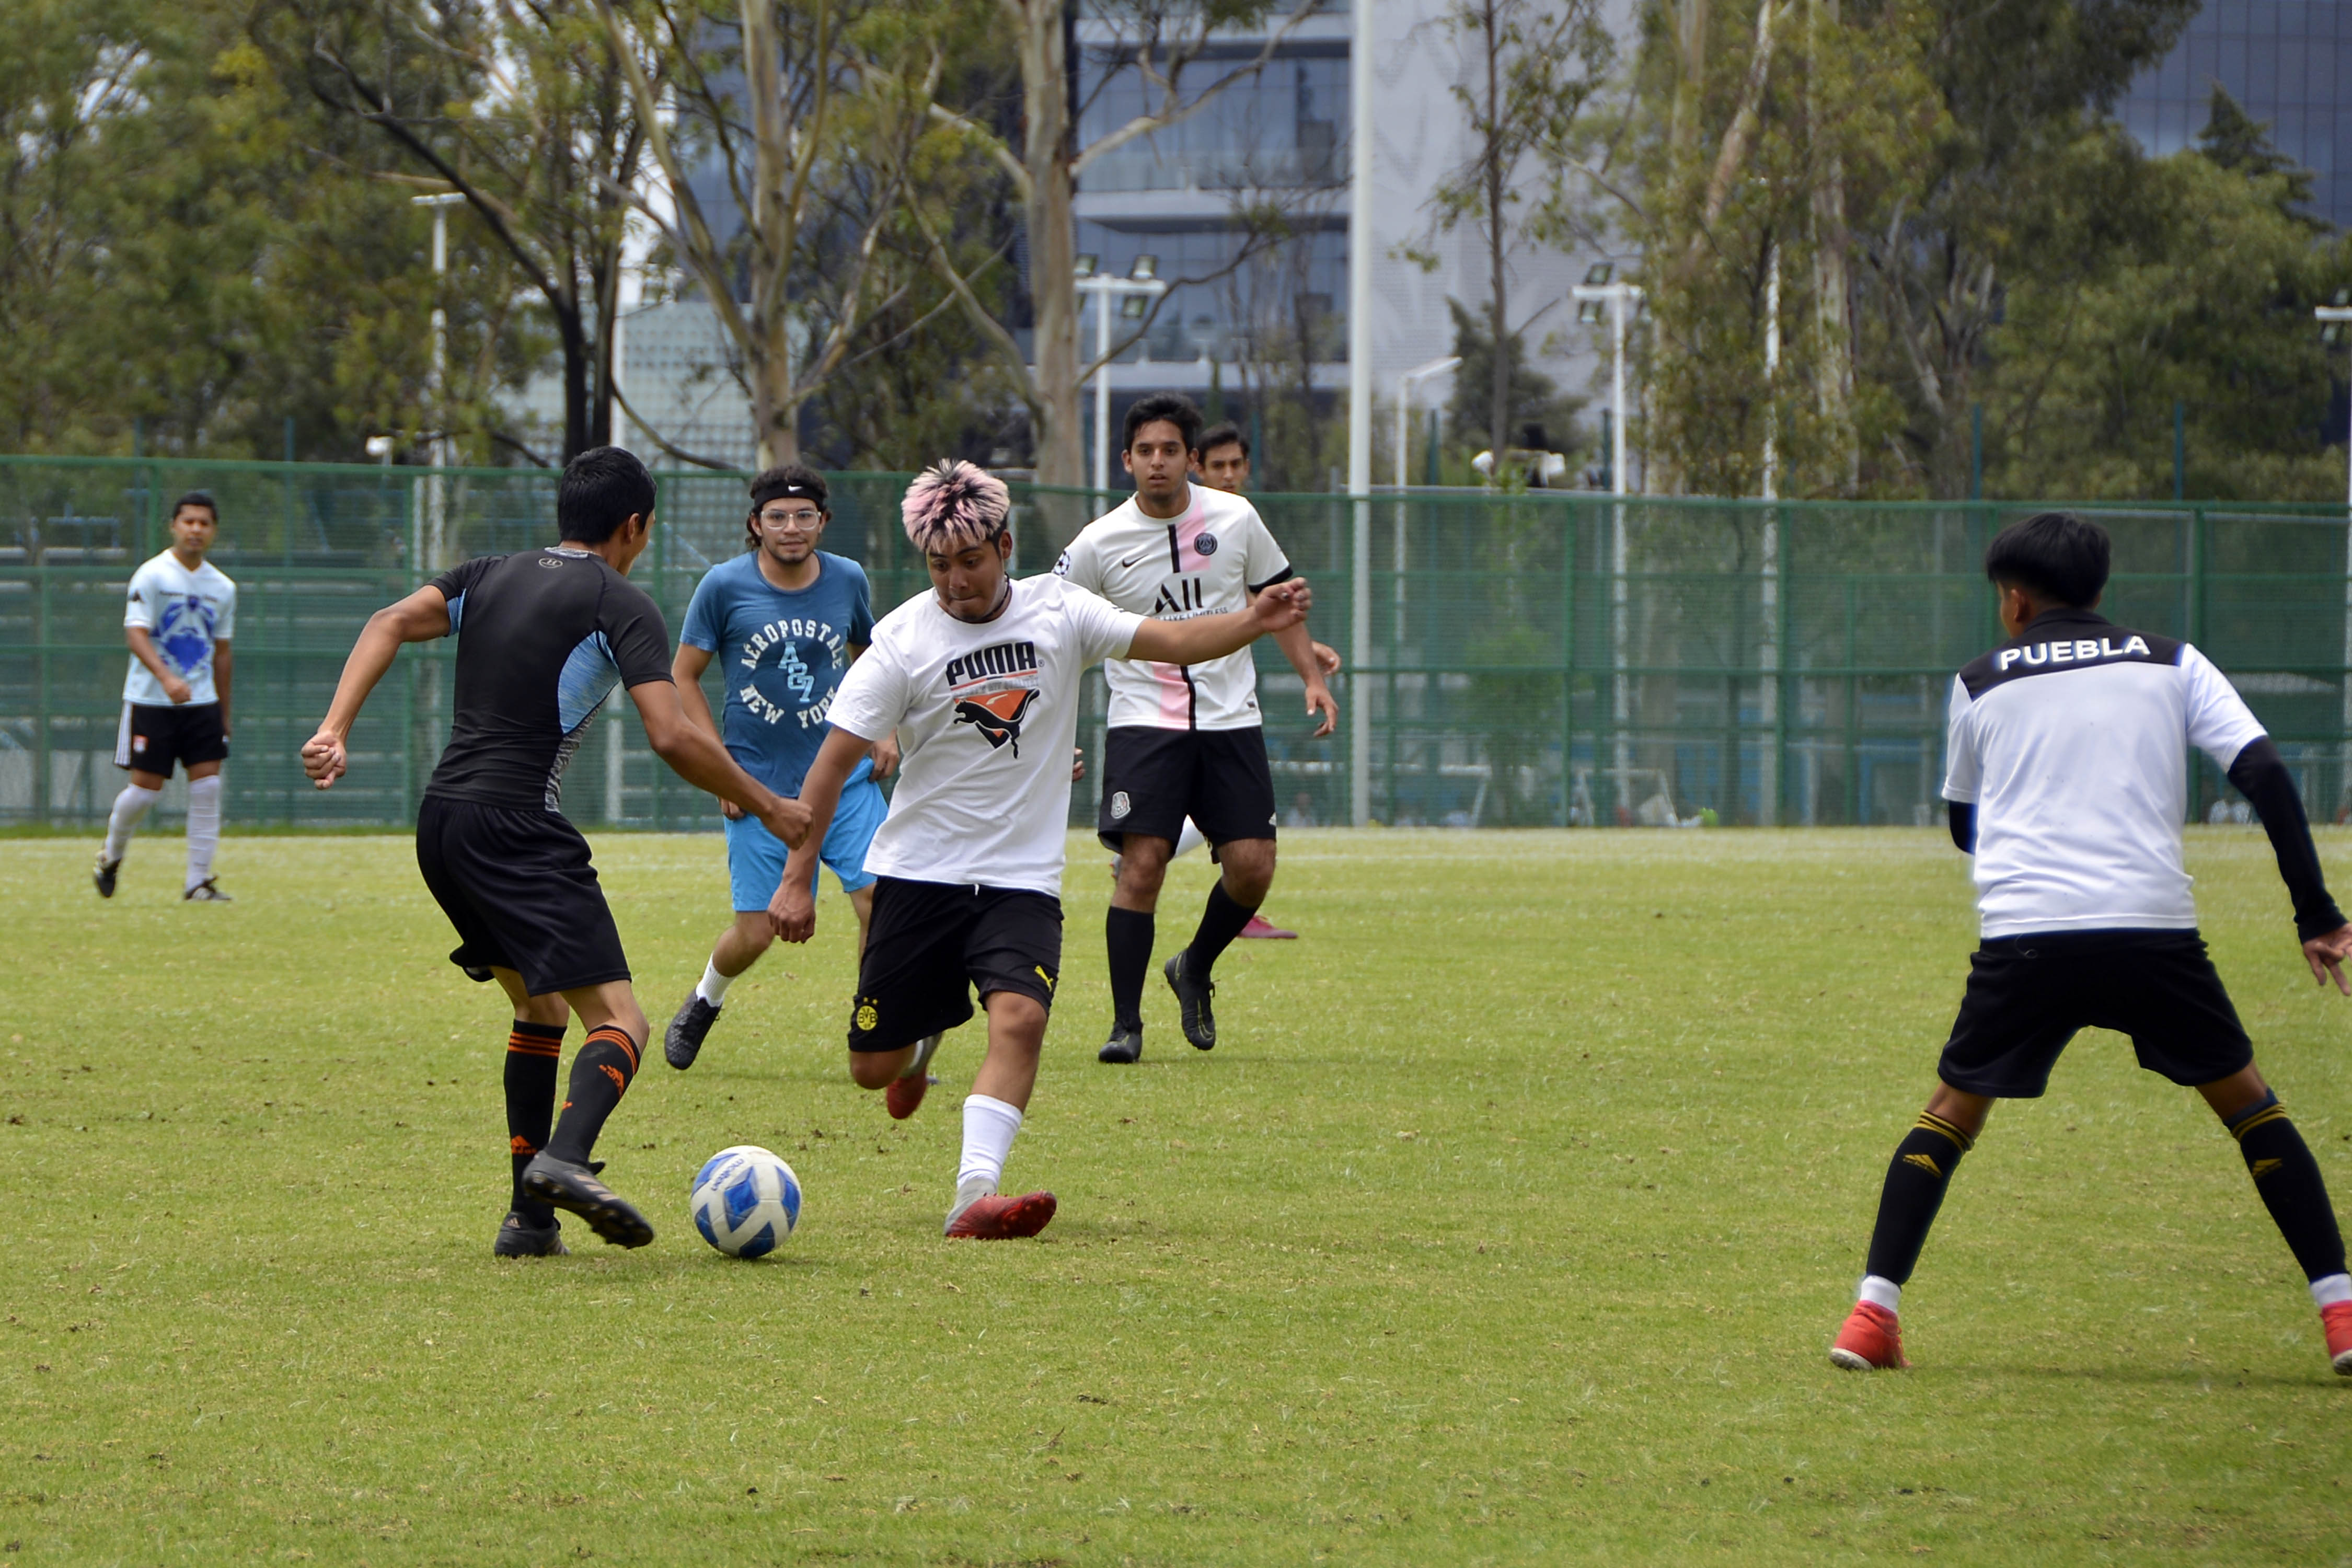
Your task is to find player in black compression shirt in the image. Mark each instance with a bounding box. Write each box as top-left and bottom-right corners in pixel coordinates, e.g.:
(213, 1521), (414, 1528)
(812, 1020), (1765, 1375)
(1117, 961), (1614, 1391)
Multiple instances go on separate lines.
(303, 447), (810, 1258)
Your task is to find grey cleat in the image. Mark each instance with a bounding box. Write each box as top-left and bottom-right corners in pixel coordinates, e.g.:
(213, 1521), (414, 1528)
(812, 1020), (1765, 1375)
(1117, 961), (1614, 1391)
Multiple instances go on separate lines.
(182, 879), (232, 902)
(665, 993), (721, 1070)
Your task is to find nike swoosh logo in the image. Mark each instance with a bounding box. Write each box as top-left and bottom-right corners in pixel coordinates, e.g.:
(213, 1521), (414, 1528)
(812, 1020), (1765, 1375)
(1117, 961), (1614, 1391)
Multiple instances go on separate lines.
(1119, 552), (1148, 568)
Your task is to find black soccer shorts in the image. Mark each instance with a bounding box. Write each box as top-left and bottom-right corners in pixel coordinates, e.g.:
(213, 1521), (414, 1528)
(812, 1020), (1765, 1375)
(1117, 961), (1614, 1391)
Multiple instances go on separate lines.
(1935, 929), (2253, 1099)
(414, 795), (631, 996)
(1096, 724), (1279, 853)
(846, 878), (1063, 1054)
(115, 701), (229, 776)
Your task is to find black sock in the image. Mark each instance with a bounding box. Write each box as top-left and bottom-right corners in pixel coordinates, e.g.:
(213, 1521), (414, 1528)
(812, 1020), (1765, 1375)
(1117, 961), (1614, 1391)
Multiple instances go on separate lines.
(1106, 906), (1154, 1030)
(1187, 881), (1258, 977)
(505, 1019), (565, 1223)
(1863, 1111), (1976, 1286)
(545, 1024), (640, 1166)
(2227, 1093), (2348, 1283)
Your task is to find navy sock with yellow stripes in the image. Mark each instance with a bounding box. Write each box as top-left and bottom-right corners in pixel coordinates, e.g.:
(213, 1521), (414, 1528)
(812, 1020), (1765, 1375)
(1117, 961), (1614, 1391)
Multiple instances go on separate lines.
(2226, 1092), (2348, 1284)
(1864, 1111), (1976, 1286)
(545, 1024), (641, 1166)
(504, 1019), (566, 1224)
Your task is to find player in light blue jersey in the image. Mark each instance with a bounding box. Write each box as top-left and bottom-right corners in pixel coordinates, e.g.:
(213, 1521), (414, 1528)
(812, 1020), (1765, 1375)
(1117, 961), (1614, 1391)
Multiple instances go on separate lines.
(664, 464), (897, 1069)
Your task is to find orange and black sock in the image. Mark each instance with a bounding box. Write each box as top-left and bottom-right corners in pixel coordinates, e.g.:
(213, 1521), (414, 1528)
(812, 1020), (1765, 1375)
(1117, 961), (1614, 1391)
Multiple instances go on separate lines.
(2227, 1092), (2348, 1283)
(1863, 1111), (1976, 1285)
(545, 1024), (640, 1166)
(505, 1019), (566, 1222)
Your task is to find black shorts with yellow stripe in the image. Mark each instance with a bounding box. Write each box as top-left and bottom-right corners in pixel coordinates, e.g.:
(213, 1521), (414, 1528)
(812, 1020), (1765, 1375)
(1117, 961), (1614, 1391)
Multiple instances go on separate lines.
(847, 878), (1062, 1054)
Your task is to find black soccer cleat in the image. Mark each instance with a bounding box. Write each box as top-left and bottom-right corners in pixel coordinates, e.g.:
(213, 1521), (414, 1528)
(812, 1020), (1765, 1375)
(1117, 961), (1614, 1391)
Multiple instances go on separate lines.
(665, 994), (721, 1070)
(92, 854), (121, 899)
(182, 879), (231, 902)
(521, 1154), (654, 1249)
(1098, 1023), (1144, 1065)
(1163, 950), (1217, 1050)
(492, 1210), (569, 1259)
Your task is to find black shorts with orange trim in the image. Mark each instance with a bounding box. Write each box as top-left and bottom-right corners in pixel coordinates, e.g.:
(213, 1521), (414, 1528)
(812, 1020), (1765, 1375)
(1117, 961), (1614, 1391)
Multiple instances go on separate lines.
(414, 794), (630, 997)
(1935, 929), (2252, 1099)
(846, 878), (1062, 1053)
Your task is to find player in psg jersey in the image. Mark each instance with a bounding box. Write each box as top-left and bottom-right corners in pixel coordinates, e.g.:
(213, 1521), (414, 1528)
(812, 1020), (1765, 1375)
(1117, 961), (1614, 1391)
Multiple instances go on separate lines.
(302, 447), (809, 1259)
(1829, 512), (2352, 1377)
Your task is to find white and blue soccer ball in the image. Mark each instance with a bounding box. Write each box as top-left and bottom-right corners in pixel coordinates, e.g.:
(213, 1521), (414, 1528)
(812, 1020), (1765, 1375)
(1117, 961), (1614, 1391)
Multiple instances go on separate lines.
(689, 1145), (802, 1258)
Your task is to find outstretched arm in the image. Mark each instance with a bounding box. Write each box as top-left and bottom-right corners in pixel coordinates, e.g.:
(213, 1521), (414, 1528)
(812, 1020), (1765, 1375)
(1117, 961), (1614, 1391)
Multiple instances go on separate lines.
(1130, 579), (1312, 666)
(769, 727), (876, 943)
(2227, 737), (2352, 991)
(629, 680), (809, 848)
(1260, 601), (1338, 738)
(301, 587), (451, 789)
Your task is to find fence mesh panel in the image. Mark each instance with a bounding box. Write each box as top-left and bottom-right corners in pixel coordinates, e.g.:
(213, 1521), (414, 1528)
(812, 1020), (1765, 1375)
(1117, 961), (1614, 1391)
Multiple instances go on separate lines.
(3, 454), (2345, 832)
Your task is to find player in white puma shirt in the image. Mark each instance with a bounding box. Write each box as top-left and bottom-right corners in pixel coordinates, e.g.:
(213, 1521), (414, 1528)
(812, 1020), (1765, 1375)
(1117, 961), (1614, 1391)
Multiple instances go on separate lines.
(1056, 396), (1338, 1066)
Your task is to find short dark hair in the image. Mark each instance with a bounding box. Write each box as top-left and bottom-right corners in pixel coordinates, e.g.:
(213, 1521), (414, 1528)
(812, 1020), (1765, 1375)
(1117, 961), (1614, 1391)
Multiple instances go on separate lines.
(557, 446), (656, 544)
(746, 464), (829, 548)
(1984, 511), (2111, 608)
(171, 491), (218, 521)
(1197, 422), (1248, 460)
(1123, 393), (1203, 455)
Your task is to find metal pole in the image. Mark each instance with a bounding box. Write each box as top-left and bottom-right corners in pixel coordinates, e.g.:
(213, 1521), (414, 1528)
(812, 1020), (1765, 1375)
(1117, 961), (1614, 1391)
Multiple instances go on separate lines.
(1761, 245), (1779, 501)
(413, 193), (462, 569)
(2321, 307), (2352, 818)
(1093, 285), (1112, 497)
(1609, 290), (1630, 815)
(1346, 0), (1375, 826)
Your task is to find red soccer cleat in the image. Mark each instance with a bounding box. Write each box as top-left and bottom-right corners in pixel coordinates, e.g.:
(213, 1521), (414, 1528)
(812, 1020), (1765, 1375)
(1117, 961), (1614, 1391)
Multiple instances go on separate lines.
(2324, 1300), (2352, 1376)
(1239, 913), (1297, 939)
(884, 1034), (941, 1121)
(1828, 1300), (1910, 1370)
(945, 1191), (1058, 1240)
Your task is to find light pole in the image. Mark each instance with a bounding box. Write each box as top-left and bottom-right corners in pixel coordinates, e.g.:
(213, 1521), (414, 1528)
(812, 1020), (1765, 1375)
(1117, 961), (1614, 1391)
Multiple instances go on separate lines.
(413, 192), (464, 570)
(2319, 304), (2352, 815)
(1346, 0), (1375, 826)
(1074, 255), (1167, 495)
(1574, 264), (1643, 817)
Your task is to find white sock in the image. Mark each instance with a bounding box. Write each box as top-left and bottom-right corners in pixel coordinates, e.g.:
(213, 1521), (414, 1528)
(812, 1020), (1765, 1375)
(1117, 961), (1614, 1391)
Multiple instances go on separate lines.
(1858, 1275), (1902, 1313)
(183, 775), (222, 891)
(1175, 818), (1207, 858)
(695, 958), (734, 1008)
(2312, 1273), (2352, 1308)
(104, 783), (162, 863)
(957, 1093), (1024, 1192)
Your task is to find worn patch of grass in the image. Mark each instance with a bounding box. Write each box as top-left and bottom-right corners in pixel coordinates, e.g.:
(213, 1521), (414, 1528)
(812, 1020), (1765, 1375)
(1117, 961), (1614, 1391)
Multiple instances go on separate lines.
(2, 827), (2348, 1565)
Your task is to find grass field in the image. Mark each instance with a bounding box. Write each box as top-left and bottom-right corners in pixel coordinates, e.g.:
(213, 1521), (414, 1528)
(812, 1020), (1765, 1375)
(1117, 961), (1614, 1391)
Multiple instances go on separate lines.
(3, 826), (2350, 1566)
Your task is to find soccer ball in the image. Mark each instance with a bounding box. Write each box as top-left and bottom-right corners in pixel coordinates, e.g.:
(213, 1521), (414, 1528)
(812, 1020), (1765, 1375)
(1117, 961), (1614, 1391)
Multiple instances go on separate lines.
(689, 1145), (803, 1258)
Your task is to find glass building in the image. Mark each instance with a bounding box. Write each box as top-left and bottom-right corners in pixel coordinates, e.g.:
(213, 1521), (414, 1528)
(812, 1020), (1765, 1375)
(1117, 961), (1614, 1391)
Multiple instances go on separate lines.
(2117, 1), (2352, 228)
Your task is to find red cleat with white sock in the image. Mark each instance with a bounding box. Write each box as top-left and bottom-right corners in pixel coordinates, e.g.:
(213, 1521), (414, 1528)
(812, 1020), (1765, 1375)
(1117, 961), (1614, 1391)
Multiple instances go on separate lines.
(945, 1191), (1057, 1240)
(1829, 1300), (1910, 1370)
(2323, 1300), (2352, 1376)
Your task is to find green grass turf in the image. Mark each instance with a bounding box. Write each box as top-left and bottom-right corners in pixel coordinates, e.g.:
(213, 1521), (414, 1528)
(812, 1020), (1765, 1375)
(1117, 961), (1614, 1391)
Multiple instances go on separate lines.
(4, 827), (2350, 1566)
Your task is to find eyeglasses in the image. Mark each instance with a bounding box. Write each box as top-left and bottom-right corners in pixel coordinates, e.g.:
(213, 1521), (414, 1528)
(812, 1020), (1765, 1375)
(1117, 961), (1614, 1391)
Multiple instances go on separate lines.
(757, 508), (824, 529)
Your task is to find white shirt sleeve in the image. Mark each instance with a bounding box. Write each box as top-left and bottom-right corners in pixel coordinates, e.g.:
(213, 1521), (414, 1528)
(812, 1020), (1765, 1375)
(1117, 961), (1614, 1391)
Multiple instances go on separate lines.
(827, 637), (907, 744)
(212, 578), (236, 641)
(123, 561), (159, 630)
(1940, 675), (1981, 803)
(1068, 583), (1145, 666)
(1240, 506), (1292, 590)
(2178, 643), (2266, 770)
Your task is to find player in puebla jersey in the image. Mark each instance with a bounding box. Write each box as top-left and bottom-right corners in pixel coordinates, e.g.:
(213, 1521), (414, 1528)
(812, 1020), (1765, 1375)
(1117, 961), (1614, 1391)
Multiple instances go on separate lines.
(663, 464), (899, 1071)
(771, 461), (1314, 1240)
(1828, 512), (2352, 1377)
(1055, 395), (1339, 1066)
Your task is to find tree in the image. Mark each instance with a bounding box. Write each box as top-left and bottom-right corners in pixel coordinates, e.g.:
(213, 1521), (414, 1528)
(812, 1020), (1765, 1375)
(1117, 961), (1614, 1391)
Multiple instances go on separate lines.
(304, 0), (658, 462)
(894, 0), (1323, 486)
(1406, 0), (1613, 476)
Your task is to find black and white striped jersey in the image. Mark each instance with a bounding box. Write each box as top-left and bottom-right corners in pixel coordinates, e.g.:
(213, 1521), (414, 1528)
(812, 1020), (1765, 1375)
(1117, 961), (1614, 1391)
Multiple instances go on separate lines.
(1943, 607), (2266, 938)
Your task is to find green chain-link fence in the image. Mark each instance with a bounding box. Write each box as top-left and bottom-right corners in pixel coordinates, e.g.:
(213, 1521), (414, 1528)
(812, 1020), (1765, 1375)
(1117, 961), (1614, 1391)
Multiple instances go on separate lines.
(4, 453), (2347, 833)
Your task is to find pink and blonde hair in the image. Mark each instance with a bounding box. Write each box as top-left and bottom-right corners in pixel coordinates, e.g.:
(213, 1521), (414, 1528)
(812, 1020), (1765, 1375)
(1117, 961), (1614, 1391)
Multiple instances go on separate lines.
(901, 460), (1010, 556)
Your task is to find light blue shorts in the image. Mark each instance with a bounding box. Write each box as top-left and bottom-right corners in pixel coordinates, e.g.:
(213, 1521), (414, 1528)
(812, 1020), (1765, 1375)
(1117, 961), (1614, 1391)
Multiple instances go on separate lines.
(726, 776), (885, 912)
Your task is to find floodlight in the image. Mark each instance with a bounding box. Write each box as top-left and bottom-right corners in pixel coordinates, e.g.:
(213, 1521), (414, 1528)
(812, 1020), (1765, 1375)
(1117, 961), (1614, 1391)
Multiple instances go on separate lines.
(1583, 262), (1614, 287)
(1121, 293), (1150, 319)
(1576, 299), (1605, 325)
(1074, 254), (1099, 279)
(1130, 255), (1159, 281)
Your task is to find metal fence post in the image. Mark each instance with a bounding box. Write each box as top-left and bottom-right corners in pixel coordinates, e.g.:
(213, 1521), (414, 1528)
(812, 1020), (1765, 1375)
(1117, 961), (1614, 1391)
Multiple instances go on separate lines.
(1350, 494), (1371, 825)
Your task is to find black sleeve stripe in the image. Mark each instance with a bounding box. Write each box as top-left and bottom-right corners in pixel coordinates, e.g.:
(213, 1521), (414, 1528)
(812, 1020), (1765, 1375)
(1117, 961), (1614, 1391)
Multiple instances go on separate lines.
(1248, 566), (1298, 594)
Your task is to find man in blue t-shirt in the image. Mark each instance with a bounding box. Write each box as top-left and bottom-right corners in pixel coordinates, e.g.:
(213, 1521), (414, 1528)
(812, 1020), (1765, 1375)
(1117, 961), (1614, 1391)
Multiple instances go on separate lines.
(663, 464), (898, 1070)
